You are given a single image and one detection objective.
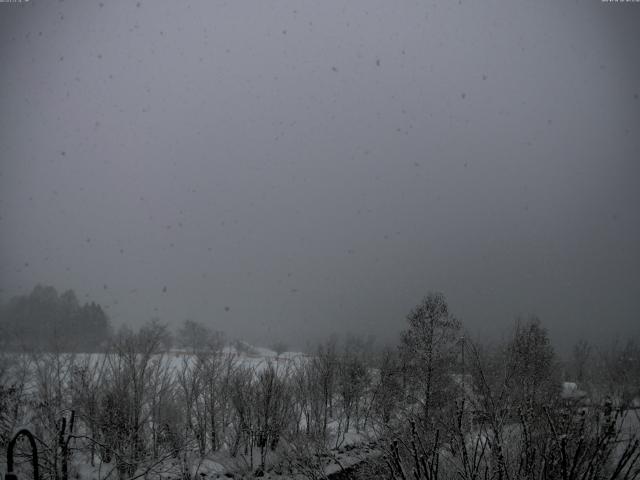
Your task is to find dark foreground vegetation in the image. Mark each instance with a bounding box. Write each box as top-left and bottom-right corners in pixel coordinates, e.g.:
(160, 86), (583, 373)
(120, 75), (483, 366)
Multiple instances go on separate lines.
(1, 291), (639, 479)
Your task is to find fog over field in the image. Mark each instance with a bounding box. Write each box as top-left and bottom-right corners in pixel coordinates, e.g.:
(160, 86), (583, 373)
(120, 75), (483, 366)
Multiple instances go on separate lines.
(2, 3), (640, 479)
(1, 0), (639, 351)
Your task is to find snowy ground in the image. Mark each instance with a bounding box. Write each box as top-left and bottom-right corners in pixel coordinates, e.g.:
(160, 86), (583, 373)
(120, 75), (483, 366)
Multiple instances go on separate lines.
(1, 345), (378, 480)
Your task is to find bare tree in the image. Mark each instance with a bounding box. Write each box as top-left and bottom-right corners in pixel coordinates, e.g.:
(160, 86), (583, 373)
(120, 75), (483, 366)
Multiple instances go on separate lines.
(254, 361), (293, 471)
(176, 319), (217, 354)
(571, 339), (592, 385)
(598, 337), (640, 410)
(98, 320), (176, 479)
(400, 292), (461, 430)
(0, 352), (30, 452)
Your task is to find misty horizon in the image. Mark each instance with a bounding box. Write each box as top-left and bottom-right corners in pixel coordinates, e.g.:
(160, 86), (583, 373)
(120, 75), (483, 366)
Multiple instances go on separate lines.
(1, 0), (639, 353)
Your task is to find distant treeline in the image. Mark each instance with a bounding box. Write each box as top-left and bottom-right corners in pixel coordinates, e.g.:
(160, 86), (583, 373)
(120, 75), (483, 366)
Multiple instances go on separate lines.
(0, 285), (111, 352)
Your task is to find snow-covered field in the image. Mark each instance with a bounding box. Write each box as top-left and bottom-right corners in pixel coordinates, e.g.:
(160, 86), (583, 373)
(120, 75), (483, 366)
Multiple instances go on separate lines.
(0, 344), (378, 479)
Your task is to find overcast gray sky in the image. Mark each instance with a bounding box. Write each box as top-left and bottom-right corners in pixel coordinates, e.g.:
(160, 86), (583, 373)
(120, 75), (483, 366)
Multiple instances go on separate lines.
(1, 0), (639, 350)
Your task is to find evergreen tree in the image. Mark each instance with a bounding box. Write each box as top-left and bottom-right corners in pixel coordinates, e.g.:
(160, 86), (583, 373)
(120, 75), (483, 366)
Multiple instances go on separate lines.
(0, 285), (111, 351)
